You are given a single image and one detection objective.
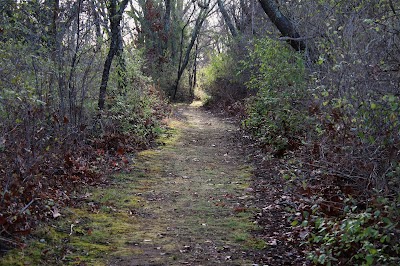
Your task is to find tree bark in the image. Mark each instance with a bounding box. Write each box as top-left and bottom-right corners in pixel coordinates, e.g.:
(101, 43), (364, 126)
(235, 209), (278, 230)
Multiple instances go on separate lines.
(98, 0), (128, 110)
(258, 0), (305, 51)
(173, 6), (207, 99)
(67, 0), (83, 125)
(163, 0), (171, 44)
(89, 0), (103, 51)
(217, 0), (237, 37)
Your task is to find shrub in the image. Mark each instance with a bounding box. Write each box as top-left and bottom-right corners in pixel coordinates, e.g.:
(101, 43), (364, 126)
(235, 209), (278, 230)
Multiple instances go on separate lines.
(198, 46), (248, 109)
(301, 198), (399, 265)
(100, 48), (170, 147)
(104, 87), (169, 146)
(242, 38), (309, 154)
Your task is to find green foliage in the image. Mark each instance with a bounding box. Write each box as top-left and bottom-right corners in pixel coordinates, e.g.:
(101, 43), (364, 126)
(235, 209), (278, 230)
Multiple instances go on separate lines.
(197, 47), (248, 108)
(301, 199), (399, 265)
(314, 85), (400, 148)
(356, 94), (400, 146)
(0, 40), (48, 118)
(104, 49), (169, 145)
(106, 88), (167, 144)
(242, 38), (308, 152)
(200, 51), (235, 88)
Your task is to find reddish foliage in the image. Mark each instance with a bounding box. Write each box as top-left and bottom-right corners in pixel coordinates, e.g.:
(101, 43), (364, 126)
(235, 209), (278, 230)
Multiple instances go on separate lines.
(0, 116), (166, 252)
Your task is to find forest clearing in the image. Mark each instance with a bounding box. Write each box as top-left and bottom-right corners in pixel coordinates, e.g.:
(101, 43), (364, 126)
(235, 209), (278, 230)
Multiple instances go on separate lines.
(1, 0), (400, 265)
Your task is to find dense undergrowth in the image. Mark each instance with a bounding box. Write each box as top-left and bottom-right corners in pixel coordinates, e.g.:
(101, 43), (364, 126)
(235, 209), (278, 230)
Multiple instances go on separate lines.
(0, 41), (170, 253)
(0, 87), (169, 254)
(200, 23), (399, 266)
(197, 43), (249, 114)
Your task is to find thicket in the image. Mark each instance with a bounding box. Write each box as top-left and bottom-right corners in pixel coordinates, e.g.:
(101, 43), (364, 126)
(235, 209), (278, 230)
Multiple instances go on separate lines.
(197, 42), (250, 114)
(201, 0), (400, 264)
(242, 38), (308, 155)
(133, 0), (210, 101)
(0, 1), (169, 252)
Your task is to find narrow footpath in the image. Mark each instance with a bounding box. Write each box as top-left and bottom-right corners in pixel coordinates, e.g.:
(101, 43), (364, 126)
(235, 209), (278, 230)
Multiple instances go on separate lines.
(107, 102), (257, 265)
(3, 102), (263, 265)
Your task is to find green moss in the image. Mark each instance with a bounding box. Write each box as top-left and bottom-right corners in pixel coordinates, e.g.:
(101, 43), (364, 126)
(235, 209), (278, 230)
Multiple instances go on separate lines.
(190, 101), (204, 108)
(1, 105), (259, 265)
(154, 120), (183, 147)
(233, 232), (250, 242)
(89, 188), (141, 209)
(244, 237), (268, 250)
(110, 173), (138, 182)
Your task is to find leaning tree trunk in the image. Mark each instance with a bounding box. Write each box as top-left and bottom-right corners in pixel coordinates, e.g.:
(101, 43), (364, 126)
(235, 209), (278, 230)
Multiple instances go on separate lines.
(258, 0), (305, 51)
(98, 0), (128, 110)
(217, 0), (238, 37)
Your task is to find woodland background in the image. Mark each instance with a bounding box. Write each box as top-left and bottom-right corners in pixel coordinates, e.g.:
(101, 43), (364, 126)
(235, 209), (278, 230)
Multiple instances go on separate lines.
(1, 0), (399, 264)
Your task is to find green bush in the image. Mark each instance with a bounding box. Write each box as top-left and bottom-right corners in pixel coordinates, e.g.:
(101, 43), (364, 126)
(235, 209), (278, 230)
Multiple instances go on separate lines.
(242, 38), (308, 153)
(103, 49), (170, 146)
(197, 47), (248, 107)
(302, 199), (399, 265)
(106, 88), (167, 144)
(200, 52), (234, 88)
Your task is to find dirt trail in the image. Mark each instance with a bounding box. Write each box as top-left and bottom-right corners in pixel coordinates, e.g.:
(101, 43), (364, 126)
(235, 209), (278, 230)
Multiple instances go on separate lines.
(108, 102), (256, 265)
(2, 102), (261, 266)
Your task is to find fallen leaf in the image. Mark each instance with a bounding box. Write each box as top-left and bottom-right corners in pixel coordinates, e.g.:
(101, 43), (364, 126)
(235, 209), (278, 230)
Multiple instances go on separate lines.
(51, 207), (61, 218)
(117, 146), (124, 155)
(233, 206), (247, 213)
(269, 239), (278, 246)
(299, 230), (309, 240)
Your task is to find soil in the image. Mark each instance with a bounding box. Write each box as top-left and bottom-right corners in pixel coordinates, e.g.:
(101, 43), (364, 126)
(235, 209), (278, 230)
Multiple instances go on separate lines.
(106, 102), (256, 265)
(0, 102), (307, 265)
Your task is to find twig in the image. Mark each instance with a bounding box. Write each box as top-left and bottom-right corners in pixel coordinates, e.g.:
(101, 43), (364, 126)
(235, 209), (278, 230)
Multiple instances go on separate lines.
(0, 236), (21, 246)
(389, 0), (396, 14)
(69, 224), (75, 235)
(278, 36), (316, 42)
(19, 198), (36, 214)
(303, 162), (366, 181)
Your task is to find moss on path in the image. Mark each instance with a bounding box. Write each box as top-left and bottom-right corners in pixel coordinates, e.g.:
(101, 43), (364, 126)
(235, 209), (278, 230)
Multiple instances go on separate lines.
(1, 102), (262, 265)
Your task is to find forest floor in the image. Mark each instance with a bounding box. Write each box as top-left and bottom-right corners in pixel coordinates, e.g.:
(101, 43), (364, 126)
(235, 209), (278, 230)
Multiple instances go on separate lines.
(1, 102), (307, 265)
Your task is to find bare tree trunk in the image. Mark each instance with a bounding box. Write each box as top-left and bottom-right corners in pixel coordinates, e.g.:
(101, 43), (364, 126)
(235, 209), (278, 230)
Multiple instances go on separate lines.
(162, 0), (171, 54)
(98, 44), (116, 110)
(67, 0), (83, 126)
(173, 6), (208, 99)
(217, 0), (238, 37)
(90, 0), (103, 51)
(49, 0), (66, 127)
(190, 38), (199, 98)
(98, 0), (128, 110)
(258, 0), (305, 51)
(116, 29), (127, 94)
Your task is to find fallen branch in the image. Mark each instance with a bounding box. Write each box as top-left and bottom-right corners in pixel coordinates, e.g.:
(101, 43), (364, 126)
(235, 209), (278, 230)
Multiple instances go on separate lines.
(0, 236), (21, 247)
(303, 162), (367, 181)
(278, 36), (315, 42)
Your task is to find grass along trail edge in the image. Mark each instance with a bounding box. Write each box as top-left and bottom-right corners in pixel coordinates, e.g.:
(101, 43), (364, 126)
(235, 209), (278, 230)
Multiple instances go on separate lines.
(1, 102), (263, 265)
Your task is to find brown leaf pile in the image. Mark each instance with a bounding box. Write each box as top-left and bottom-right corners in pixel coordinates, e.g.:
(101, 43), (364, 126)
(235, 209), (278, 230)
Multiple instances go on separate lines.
(0, 94), (170, 253)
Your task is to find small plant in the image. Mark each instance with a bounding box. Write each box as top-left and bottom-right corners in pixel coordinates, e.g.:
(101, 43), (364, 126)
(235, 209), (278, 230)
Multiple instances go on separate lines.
(299, 198), (400, 265)
(103, 49), (170, 146)
(105, 87), (168, 146)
